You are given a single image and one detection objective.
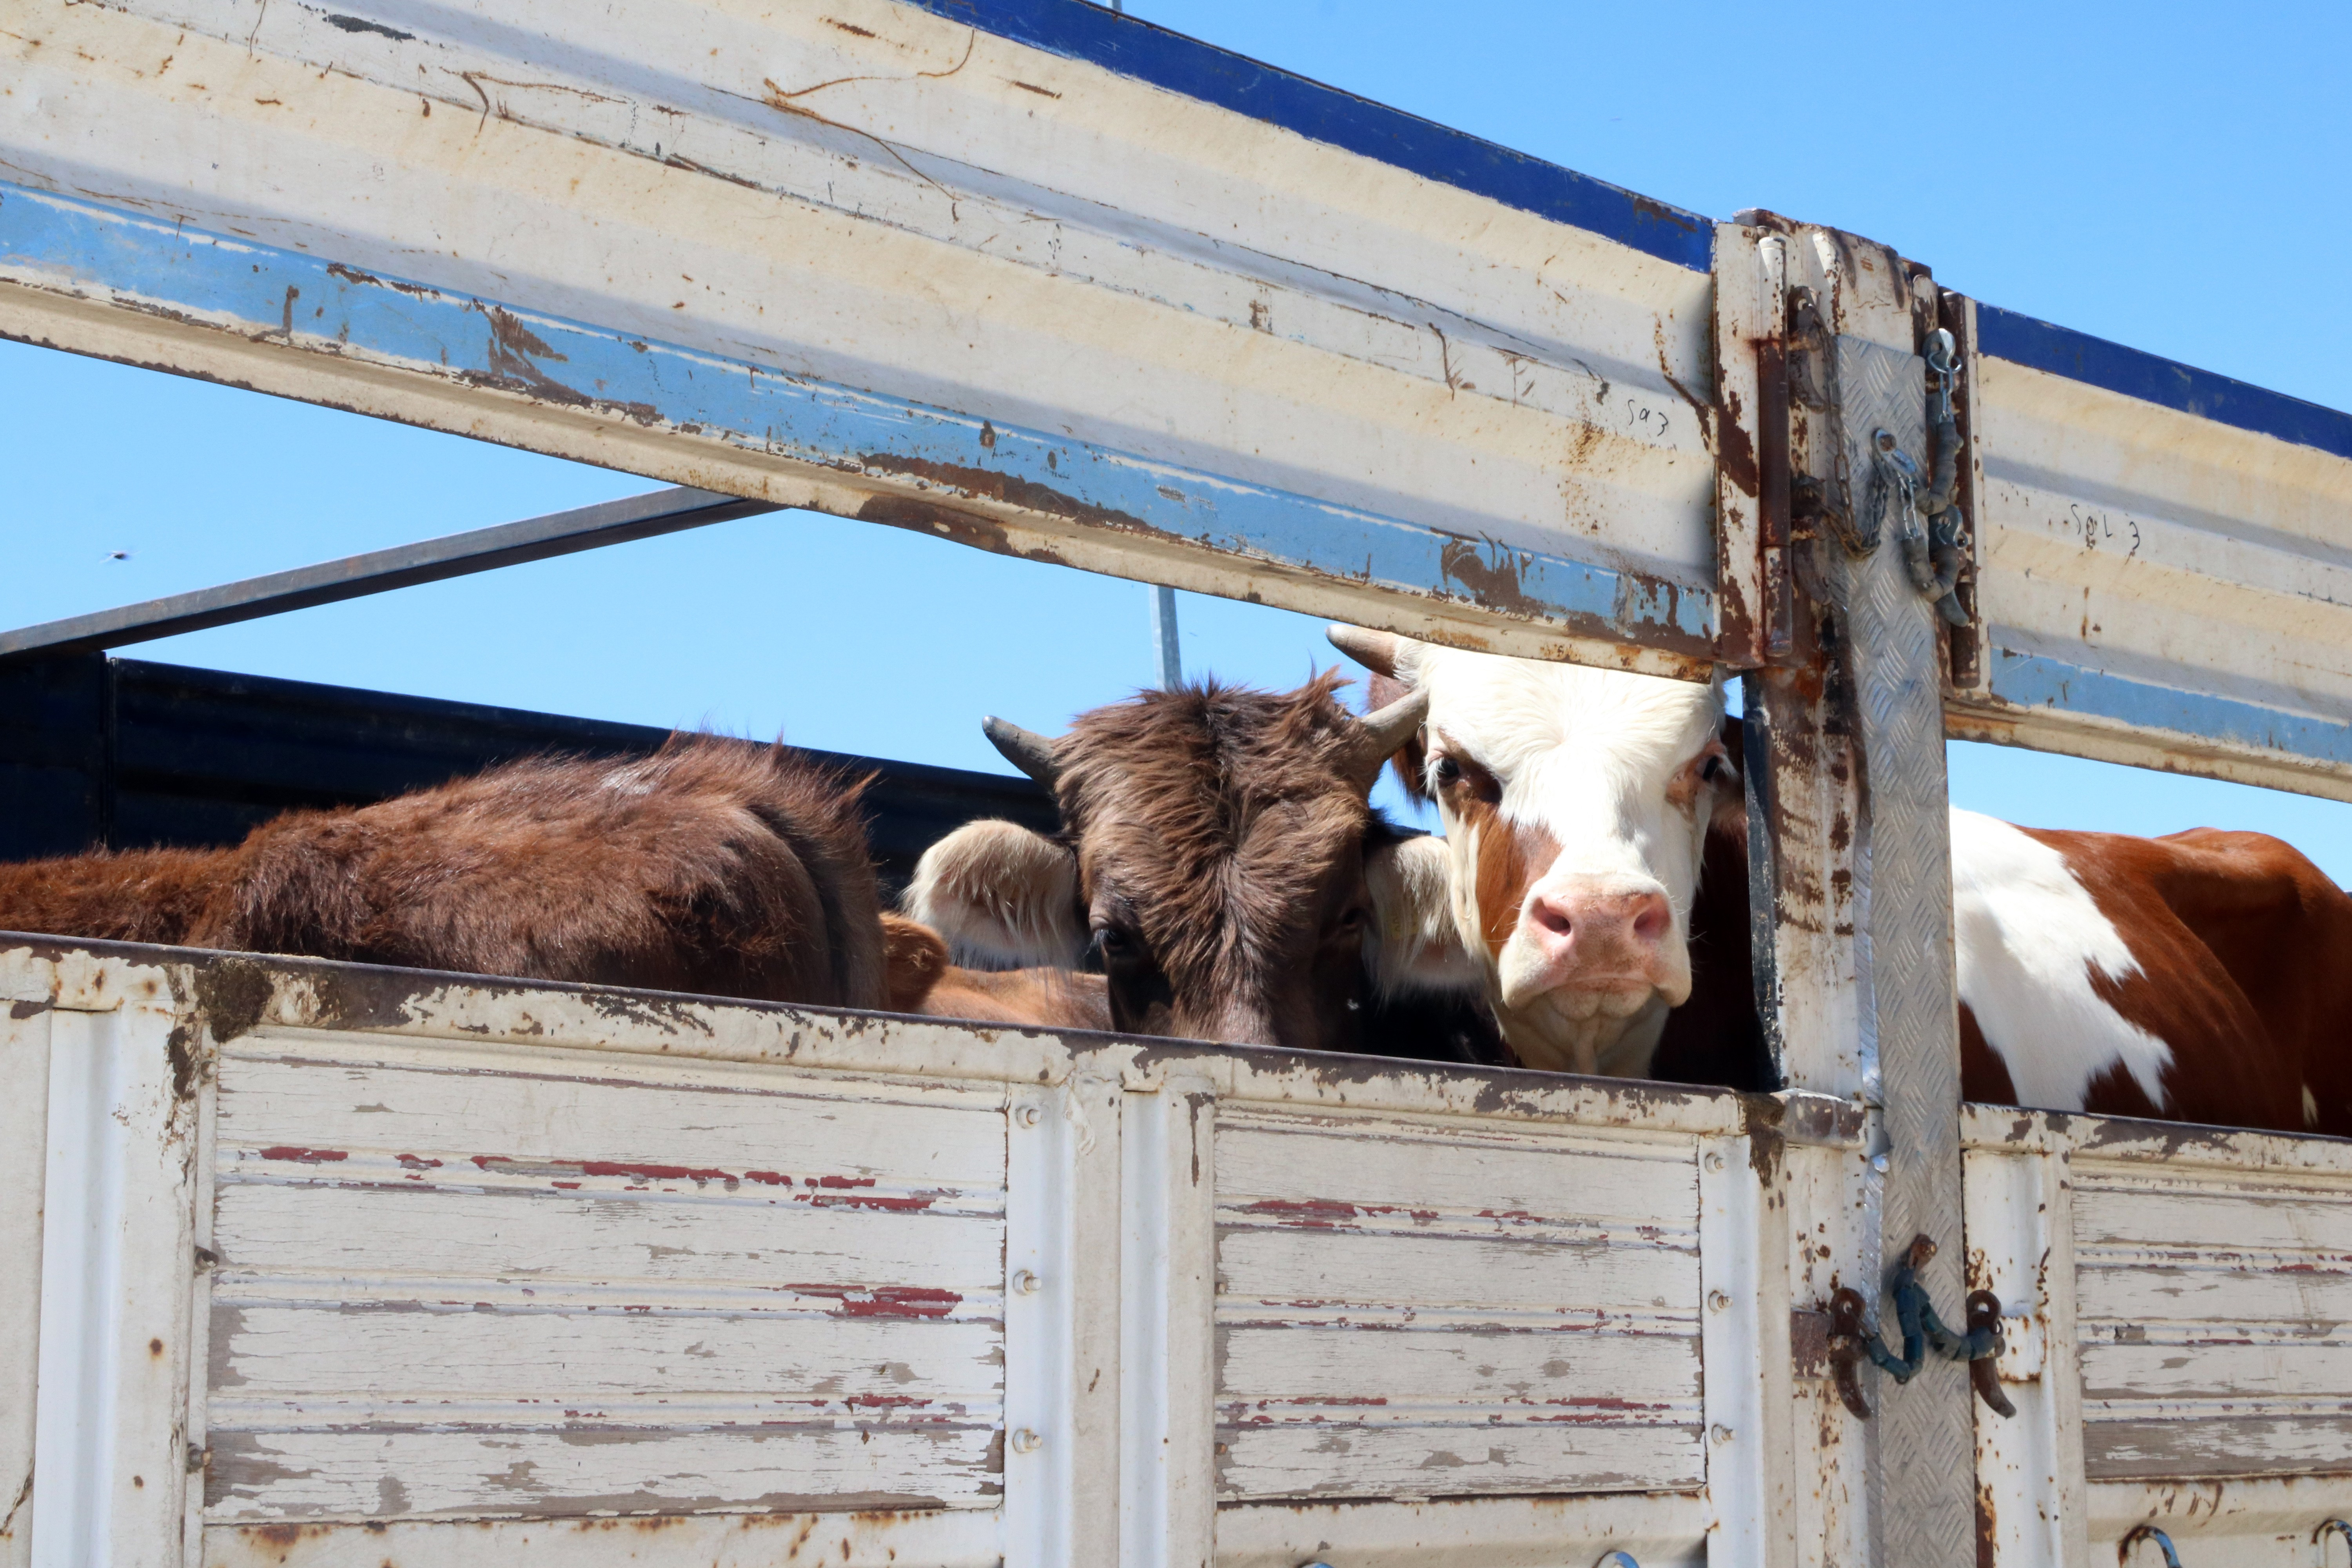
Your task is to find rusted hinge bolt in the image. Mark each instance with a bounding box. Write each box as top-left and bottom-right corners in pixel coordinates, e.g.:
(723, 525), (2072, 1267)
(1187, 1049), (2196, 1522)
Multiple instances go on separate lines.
(1708, 1291), (1732, 1313)
(1710, 1424), (1733, 1446)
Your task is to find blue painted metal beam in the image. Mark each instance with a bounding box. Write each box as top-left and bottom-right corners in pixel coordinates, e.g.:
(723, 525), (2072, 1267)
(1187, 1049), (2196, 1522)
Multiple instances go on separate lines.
(903, 0), (1714, 273)
(0, 179), (1715, 658)
(1978, 305), (2352, 461)
(1982, 648), (2352, 771)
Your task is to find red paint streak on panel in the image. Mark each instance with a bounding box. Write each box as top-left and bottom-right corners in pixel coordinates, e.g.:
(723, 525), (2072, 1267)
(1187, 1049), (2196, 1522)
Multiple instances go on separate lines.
(792, 1285), (964, 1320)
(1237, 1198), (1366, 1228)
(256, 1146), (347, 1163)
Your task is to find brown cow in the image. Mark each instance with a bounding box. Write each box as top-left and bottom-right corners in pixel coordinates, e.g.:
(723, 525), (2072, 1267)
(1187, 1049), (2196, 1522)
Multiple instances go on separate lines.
(905, 673), (1486, 1054)
(1, 737), (898, 1009)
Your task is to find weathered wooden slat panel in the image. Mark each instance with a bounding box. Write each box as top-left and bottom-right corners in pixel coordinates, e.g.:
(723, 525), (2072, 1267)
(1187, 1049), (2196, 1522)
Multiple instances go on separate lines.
(1214, 1107), (1703, 1503)
(0, 1004), (48, 1568)
(198, 1510), (1003, 1567)
(210, 1302), (1001, 1401)
(219, 1038), (1007, 1187)
(211, 1181), (1004, 1292)
(1216, 1113), (1698, 1223)
(209, 1027), (1010, 1524)
(1214, 1491), (1711, 1568)
(1216, 1227), (1696, 1314)
(2073, 1183), (2352, 1256)
(1217, 1325), (1699, 1411)
(1214, 1420), (1702, 1501)
(2082, 1417), (2352, 1482)
(2074, 1265), (2352, 1326)
(2069, 1154), (2352, 1484)
(203, 1424), (1001, 1520)
(2082, 1343), (2352, 1400)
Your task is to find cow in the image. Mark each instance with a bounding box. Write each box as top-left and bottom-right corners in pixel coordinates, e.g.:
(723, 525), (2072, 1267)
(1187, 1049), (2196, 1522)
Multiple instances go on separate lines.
(903, 673), (1493, 1056)
(1327, 624), (2352, 1136)
(1, 737), (916, 1011)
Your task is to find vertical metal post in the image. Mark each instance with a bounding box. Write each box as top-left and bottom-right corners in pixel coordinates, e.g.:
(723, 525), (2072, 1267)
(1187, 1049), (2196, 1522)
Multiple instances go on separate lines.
(1744, 221), (1973, 1567)
(1149, 585), (1183, 689)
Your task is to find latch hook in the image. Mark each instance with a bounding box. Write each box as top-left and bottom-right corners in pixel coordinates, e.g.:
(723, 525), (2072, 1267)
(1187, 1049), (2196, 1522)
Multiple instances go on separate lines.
(1826, 1234), (2015, 1420)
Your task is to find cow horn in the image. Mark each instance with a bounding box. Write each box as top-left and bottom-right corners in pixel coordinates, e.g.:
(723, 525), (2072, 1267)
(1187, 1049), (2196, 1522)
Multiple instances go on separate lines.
(1326, 623), (1401, 678)
(1342, 686), (1428, 789)
(983, 716), (1063, 789)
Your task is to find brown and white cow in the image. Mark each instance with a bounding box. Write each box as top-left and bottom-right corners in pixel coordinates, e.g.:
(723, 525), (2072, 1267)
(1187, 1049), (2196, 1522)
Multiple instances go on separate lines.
(0, 737), (937, 1012)
(904, 673), (1488, 1055)
(1330, 624), (2352, 1136)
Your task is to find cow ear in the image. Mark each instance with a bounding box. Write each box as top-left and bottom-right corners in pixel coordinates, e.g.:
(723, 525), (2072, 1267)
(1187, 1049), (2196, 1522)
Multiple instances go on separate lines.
(903, 819), (1086, 970)
(879, 913), (951, 1013)
(1362, 834), (1483, 996)
(1710, 715), (1749, 844)
(1368, 672), (1433, 804)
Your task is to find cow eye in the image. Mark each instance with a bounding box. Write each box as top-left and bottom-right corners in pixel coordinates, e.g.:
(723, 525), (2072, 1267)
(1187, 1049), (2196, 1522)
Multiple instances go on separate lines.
(1093, 926), (1140, 964)
(1434, 756), (1462, 786)
(1702, 753), (1733, 786)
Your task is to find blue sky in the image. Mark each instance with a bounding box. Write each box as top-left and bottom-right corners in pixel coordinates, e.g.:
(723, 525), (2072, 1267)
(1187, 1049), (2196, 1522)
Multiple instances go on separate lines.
(6, 0), (2350, 870)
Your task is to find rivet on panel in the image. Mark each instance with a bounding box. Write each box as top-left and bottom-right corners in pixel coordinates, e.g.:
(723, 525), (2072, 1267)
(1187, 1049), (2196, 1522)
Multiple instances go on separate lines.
(1012, 1270), (1042, 1296)
(1011, 1428), (1043, 1454)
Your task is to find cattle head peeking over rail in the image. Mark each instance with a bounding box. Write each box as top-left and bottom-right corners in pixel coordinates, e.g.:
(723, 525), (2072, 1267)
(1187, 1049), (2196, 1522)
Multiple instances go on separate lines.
(905, 674), (1483, 1054)
(1325, 624), (1742, 1077)
(1328, 623), (2352, 1137)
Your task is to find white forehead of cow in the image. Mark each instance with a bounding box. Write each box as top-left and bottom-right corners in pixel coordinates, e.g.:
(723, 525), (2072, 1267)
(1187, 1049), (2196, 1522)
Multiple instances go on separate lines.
(1403, 642), (1723, 781)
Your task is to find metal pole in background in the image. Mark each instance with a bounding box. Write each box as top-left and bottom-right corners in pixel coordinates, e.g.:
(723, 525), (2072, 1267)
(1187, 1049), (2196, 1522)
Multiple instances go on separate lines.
(1149, 584), (1183, 688)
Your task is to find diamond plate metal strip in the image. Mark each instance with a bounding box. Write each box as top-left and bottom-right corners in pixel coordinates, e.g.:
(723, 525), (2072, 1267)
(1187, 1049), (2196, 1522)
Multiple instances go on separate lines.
(1831, 334), (1975, 1568)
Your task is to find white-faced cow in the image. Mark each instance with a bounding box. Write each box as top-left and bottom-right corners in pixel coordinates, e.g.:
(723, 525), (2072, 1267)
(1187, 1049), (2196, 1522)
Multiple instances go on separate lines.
(905, 674), (1490, 1055)
(1329, 624), (2352, 1136)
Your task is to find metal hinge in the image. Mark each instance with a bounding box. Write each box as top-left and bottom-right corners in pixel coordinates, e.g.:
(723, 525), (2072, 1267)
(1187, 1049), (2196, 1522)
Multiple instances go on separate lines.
(1820, 1234), (2015, 1420)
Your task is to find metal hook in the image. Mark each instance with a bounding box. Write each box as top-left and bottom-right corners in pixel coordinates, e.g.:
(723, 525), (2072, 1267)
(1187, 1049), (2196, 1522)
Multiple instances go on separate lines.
(2317, 1519), (2352, 1566)
(2121, 1524), (2182, 1566)
(1925, 327), (1958, 377)
(1595, 1554), (1642, 1568)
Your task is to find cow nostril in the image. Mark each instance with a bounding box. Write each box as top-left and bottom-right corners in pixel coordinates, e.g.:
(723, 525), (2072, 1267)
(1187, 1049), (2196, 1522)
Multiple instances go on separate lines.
(1529, 898), (1573, 938)
(1632, 897), (1671, 944)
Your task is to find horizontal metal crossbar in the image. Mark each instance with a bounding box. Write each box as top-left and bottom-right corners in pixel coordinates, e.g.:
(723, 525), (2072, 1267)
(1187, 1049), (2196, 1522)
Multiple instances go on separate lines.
(0, 488), (777, 659)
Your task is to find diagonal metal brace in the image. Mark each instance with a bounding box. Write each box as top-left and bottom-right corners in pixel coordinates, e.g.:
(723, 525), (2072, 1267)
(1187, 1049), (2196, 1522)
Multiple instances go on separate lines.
(1827, 1235), (2016, 1419)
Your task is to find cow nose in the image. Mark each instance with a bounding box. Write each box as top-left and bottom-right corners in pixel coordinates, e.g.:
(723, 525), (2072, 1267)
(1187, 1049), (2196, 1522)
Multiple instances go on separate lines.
(1524, 887), (1673, 965)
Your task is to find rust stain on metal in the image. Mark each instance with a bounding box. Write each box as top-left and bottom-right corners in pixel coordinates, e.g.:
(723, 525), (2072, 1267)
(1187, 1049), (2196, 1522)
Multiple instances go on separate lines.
(192, 955), (274, 1043)
(1977, 1477), (1998, 1568)
(1715, 387), (1759, 500)
(1437, 536), (1545, 619)
(857, 492), (1073, 569)
(860, 452), (1176, 543)
(322, 261), (437, 300)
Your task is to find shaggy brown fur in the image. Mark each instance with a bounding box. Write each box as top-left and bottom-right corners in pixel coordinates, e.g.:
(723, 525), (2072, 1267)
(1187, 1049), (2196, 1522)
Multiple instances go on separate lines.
(0, 737), (891, 1010)
(1054, 672), (1389, 1051)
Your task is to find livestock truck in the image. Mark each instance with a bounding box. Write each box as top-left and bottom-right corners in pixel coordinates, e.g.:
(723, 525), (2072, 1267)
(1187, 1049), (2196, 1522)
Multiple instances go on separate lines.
(5, 0), (2352, 1561)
